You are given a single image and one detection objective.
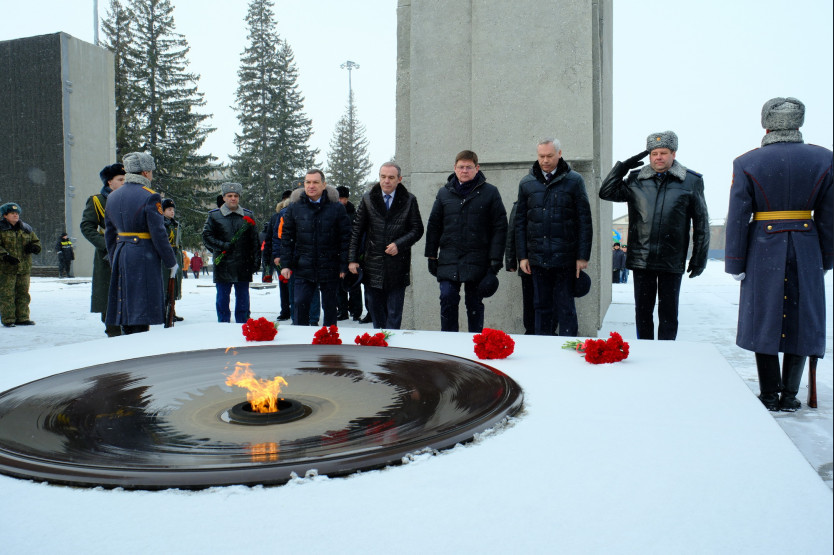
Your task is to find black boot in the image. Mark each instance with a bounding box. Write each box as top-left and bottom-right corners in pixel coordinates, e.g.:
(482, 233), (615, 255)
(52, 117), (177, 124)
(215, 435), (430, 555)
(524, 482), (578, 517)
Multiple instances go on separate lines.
(779, 353), (806, 412)
(755, 353), (782, 411)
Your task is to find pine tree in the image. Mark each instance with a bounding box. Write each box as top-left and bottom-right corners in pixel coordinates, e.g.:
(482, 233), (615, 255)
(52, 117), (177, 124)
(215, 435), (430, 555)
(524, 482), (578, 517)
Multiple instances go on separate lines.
(101, 0), (216, 248)
(100, 0), (136, 159)
(326, 89), (372, 202)
(231, 0), (318, 220)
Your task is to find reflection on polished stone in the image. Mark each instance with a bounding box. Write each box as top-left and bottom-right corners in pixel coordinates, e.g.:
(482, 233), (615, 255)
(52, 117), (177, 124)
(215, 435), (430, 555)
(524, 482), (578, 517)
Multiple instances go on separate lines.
(0, 345), (523, 489)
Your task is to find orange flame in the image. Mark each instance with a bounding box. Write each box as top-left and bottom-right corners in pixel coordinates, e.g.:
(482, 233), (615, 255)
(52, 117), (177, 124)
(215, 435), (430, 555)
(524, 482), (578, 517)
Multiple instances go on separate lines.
(247, 442), (280, 462)
(225, 362), (288, 413)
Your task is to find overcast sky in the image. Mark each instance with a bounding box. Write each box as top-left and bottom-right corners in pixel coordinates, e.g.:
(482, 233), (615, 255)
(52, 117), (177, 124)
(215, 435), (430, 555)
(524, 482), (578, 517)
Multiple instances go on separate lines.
(1, 0), (832, 219)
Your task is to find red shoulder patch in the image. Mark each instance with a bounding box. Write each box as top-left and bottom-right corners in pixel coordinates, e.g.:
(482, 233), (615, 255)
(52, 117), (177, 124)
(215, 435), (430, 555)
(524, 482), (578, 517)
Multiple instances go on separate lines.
(156, 202), (163, 214)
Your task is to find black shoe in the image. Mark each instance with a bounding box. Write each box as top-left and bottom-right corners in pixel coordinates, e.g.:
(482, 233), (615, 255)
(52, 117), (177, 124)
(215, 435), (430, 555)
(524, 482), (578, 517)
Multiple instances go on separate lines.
(14, 320), (35, 326)
(2, 322), (15, 328)
(173, 315), (184, 322)
(278, 313), (291, 321)
(758, 393), (780, 411)
(359, 314), (372, 324)
(779, 394), (801, 412)
(337, 312), (350, 321)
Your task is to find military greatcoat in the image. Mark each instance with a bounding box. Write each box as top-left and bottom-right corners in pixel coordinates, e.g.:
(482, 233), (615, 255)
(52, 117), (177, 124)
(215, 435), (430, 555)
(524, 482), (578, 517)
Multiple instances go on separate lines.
(725, 141), (833, 357)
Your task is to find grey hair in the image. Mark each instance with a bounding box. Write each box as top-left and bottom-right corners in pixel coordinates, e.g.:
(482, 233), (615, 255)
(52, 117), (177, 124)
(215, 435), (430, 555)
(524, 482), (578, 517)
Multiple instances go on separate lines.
(381, 161), (402, 177)
(538, 138), (562, 151)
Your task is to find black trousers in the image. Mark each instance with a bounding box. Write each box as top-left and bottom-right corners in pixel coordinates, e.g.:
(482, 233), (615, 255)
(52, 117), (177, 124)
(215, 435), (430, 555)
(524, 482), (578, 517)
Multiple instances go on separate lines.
(632, 269), (683, 340)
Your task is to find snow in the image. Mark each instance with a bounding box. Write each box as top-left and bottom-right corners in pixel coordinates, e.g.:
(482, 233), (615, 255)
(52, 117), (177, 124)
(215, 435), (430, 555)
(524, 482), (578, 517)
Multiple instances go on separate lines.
(0, 260), (831, 554)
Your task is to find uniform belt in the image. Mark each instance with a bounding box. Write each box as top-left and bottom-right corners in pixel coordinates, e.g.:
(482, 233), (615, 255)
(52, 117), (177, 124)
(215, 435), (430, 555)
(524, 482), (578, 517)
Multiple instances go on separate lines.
(752, 211), (812, 221)
(117, 232), (152, 239)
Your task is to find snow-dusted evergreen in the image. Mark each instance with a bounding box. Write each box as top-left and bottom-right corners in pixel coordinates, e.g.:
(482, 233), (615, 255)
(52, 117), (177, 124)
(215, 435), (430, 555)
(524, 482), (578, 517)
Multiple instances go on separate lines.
(231, 0), (318, 220)
(326, 89), (372, 201)
(101, 0), (216, 248)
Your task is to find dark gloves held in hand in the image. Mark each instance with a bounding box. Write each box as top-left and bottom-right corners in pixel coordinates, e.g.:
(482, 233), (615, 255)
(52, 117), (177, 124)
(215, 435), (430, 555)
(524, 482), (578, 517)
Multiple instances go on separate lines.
(687, 264), (704, 278)
(623, 150), (649, 170)
(427, 258), (438, 277)
(3, 254), (20, 265)
(23, 243), (40, 254)
(490, 260), (502, 274)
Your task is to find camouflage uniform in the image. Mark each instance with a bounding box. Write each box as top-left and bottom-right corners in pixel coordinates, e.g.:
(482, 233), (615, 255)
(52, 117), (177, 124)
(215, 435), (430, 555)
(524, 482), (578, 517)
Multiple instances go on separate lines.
(0, 216), (42, 325)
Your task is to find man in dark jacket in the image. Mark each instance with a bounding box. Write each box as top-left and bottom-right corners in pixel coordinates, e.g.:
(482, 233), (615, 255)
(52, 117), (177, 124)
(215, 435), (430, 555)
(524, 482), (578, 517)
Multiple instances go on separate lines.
(504, 201), (535, 335)
(612, 243), (626, 283)
(349, 162), (424, 329)
(599, 131), (709, 340)
(725, 97), (833, 412)
(104, 152), (178, 334)
(336, 185), (362, 321)
(280, 170), (351, 326)
(55, 232), (74, 278)
(516, 138), (592, 336)
(425, 150), (507, 333)
(81, 163), (126, 336)
(202, 182), (260, 323)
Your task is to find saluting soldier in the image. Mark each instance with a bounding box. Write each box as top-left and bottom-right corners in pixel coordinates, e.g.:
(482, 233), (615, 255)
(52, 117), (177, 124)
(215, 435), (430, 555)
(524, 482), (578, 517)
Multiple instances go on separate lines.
(80, 163), (126, 337)
(104, 152), (178, 334)
(725, 97), (833, 412)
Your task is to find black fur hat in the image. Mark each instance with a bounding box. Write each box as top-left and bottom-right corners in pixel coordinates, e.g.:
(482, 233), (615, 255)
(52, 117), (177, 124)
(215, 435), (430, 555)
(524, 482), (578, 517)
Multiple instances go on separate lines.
(99, 163), (126, 186)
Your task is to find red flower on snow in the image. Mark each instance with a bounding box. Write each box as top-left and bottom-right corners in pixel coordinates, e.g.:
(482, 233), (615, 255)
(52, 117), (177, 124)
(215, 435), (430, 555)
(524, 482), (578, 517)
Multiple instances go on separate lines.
(473, 328), (515, 360)
(241, 317), (278, 342)
(312, 325), (342, 345)
(354, 332), (389, 347)
(563, 332), (629, 364)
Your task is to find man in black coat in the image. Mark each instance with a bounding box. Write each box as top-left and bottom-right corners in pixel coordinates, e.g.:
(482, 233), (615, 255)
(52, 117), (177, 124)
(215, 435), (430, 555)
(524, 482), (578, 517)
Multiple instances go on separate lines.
(280, 170), (352, 326)
(349, 162), (424, 329)
(55, 232), (74, 278)
(599, 131), (709, 340)
(425, 150), (507, 333)
(336, 185), (362, 321)
(516, 138), (592, 336)
(202, 182), (260, 323)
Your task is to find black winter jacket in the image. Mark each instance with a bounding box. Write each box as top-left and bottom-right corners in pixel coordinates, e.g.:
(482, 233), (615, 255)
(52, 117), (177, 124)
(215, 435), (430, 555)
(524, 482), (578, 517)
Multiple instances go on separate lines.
(280, 191), (351, 282)
(599, 160), (709, 273)
(515, 159), (593, 269)
(201, 206), (260, 283)
(349, 183), (424, 290)
(424, 171), (507, 283)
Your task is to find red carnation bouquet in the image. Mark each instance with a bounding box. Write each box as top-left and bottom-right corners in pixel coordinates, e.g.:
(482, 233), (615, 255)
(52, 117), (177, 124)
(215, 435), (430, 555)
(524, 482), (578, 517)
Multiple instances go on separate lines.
(563, 332), (630, 364)
(242, 317), (278, 342)
(354, 331), (392, 347)
(312, 325), (342, 345)
(215, 215), (257, 266)
(473, 328), (515, 359)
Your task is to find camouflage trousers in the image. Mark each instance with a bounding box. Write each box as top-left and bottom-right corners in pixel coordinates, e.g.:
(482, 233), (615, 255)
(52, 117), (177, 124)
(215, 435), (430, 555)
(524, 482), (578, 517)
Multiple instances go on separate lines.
(0, 272), (31, 325)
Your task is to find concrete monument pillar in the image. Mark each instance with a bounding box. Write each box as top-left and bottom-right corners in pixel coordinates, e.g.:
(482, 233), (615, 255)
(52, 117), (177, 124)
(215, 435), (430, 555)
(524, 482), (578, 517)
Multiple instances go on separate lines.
(396, 0), (612, 336)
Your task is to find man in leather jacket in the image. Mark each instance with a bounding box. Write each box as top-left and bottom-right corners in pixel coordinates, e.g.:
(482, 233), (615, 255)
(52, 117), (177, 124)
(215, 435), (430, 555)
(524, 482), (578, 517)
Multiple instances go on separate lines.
(599, 131), (709, 340)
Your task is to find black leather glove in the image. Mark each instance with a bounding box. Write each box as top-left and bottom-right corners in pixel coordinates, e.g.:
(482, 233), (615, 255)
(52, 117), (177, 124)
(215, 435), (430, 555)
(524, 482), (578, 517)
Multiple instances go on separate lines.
(427, 258), (438, 277)
(490, 260), (502, 274)
(3, 254), (20, 265)
(622, 150), (649, 170)
(23, 243), (40, 254)
(687, 264), (704, 278)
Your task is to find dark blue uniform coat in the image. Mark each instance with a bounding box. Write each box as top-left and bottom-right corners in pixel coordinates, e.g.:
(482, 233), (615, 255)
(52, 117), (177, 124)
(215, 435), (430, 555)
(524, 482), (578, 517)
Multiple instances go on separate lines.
(725, 141), (833, 357)
(104, 179), (177, 326)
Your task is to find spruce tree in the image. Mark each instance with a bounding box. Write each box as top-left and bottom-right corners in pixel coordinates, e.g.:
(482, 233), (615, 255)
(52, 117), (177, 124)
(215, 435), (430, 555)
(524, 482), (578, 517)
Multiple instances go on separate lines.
(101, 0), (216, 247)
(231, 0), (318, 220)
(326, 89), (372, 202)
(100, 0), (136, 159)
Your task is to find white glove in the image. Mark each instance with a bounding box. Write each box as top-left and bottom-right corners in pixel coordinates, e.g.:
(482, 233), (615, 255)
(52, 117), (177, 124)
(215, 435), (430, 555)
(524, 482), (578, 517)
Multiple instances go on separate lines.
(170, 264), (179, 278)
(732, 272), (745, 281)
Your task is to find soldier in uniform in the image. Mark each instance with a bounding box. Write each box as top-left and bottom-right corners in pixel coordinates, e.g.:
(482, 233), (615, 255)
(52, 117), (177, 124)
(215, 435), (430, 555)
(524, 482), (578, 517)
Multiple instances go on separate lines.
(726, 97), (833, 411)
(0, 202), (42, 327)
(80, 163), (125, 337)
(161, 198), (184, 322)
(55, 232), (75, 278)
(104, 152), (178, 334)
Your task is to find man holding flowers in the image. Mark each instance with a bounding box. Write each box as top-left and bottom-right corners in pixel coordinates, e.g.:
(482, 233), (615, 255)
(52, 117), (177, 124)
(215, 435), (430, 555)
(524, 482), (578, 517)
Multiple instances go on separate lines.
(202, 182), (260, 323)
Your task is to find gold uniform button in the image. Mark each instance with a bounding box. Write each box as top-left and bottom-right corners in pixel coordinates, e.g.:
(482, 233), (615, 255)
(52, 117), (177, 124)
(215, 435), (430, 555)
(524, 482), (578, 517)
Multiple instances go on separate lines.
(784, 296), (787, 300)
(767, 225), (773, 230)
(782, 334), (786, 338)
(804, 223), (809, 228)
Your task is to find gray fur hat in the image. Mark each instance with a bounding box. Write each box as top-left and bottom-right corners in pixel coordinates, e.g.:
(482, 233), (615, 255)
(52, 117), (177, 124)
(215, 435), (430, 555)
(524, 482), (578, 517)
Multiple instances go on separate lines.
(646, 131), (678, 152)
(221, 182), (243, 195)
(122, 152), (156, 173)
(1, 202), (21, 216)
(761, 97), (805, 130)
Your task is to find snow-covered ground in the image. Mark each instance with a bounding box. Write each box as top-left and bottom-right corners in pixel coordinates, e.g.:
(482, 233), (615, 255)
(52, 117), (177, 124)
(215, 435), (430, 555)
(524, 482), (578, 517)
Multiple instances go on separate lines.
(0, 260), (831, 553)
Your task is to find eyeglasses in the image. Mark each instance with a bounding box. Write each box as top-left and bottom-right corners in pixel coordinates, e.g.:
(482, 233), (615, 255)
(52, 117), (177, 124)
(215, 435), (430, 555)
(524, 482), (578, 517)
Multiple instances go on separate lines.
(455, 165), (476, 171)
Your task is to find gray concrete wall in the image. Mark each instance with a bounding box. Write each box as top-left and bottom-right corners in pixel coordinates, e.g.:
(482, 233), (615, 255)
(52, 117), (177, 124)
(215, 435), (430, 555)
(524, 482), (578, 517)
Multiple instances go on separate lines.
(63, 34), (116, 278)
(397, 0), (612, 335)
